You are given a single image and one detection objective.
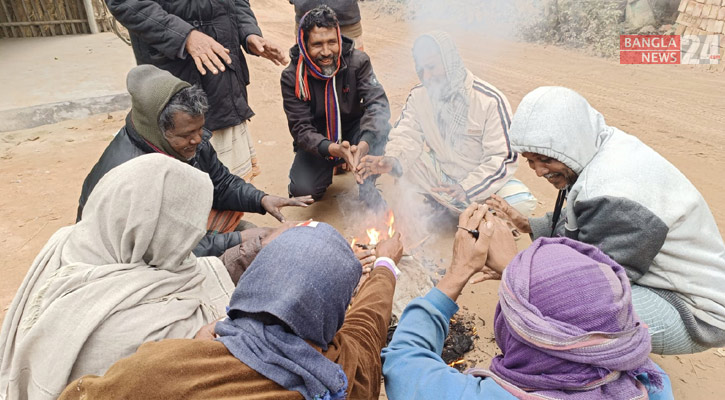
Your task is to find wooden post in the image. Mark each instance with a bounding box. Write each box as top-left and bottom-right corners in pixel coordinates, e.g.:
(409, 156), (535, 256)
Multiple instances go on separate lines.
(82, 0), (99, 33)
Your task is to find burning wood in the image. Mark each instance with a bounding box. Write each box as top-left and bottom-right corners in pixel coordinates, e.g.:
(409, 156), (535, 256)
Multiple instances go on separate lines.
(441, 312), (479, 372)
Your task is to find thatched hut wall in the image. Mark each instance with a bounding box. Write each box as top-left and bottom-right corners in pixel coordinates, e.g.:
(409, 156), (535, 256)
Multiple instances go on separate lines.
(0, 0), (113, 38)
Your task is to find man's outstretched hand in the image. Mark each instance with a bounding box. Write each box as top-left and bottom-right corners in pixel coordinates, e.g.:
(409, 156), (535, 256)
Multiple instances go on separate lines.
(246, 34), (289, 66)
(329, 141), (355, 170)
(185, 30), (232, 75)
(261, 195), (314, 222)
(485, 194), (532, 234)
(350, 141), (370, 184)
(357, 155), (398, 181)
(376, 232), (404, 265)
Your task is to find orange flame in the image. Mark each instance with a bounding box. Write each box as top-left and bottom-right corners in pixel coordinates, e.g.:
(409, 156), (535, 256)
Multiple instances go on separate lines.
(447, 358), (466, 368)
(366, 228), (381, 246)
(387, 210), (395, 238)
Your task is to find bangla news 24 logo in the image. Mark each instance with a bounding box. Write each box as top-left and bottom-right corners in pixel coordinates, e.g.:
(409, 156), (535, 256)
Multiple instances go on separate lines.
(620, 35), (721, 64)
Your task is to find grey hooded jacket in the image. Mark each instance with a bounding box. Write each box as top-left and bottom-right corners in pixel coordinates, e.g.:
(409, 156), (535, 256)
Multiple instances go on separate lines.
(510, 86), (725, 347)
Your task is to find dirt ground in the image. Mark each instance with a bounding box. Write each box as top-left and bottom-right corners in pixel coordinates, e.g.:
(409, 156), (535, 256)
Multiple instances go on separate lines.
(1, 0), (724, 398)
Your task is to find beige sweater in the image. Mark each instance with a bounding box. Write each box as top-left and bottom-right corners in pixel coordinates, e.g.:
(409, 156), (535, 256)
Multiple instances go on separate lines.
(385, 71), (517, 203)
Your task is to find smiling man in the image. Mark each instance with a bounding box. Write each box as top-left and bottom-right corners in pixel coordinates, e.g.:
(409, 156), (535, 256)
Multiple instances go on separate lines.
(487, 86), (725, 355)
(281, 5), (391, 207)
(77, 65), (312, 258)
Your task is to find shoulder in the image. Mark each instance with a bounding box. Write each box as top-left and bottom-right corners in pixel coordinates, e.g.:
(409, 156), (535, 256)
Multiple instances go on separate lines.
(471, 77), (512, 112)
(346, 46), (372, 71)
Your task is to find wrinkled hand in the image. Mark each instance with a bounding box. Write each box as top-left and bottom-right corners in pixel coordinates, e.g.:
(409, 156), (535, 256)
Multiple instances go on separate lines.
(194, 320), (218, 340)
(450, 204), (494, 276)
(432, 183), (468, 203)
(328, 141), (355, 170)
(479, 215), (518, 278)
(350, 141), (370, 184)
(357, 155), (397, 181)
(261, 195), (314, 222)
(246, 34), (289, 66)
(185, 30), (232, 75)
(375, 232), (404, 264)
(437, 204), (496, 300)
(354, 247), (376, 274)
(260, 221), (299, 247)
(485, 194), (531, 233)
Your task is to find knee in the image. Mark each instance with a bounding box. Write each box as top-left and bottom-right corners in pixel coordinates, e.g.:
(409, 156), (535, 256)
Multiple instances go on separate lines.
(288, 181), (327, 201)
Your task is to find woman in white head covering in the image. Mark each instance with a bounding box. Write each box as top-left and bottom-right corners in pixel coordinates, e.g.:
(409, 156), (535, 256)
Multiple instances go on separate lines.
(0, 153), (234, 400)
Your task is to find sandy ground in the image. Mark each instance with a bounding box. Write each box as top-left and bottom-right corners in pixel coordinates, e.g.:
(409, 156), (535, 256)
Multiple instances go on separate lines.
(1, 0), (725, 398)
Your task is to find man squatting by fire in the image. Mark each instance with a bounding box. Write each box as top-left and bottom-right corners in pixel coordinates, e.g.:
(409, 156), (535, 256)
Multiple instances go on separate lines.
(282, 5), (391, 208)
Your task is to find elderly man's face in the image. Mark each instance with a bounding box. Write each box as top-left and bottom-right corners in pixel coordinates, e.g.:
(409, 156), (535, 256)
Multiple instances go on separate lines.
(414, 46), (447, 99)
(522, 152), (578, 190)
(163, 112), (205, 160)
(306, 26), (340, 76)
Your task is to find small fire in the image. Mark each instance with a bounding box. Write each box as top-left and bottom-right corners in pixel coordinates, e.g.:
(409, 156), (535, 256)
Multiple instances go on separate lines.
(350, 210), (396, 248)
(447, 358), (466, 368)
(366, 228), (381, 246)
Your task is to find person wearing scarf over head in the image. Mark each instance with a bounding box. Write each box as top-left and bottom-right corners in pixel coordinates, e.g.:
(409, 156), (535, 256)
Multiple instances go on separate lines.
(382, 204), (673, 399)
(281, 5), (391, 209)
(357, 31), (536, 218)
(486, 86), (725, 355)
(0, 154), (235, 400)
(77, 65), (313, 263)
(58, 222), (404, 400)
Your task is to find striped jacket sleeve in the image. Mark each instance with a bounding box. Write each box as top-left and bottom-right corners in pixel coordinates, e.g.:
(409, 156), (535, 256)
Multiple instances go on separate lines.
(459, 83), (517, 201)
(384, 88), (425, 173)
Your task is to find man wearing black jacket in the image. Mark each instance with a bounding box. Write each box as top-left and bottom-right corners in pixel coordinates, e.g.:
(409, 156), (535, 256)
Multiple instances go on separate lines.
(77, 65), (311, 258)
(281, 6), (391, 205)
(106, 0), (286, 181)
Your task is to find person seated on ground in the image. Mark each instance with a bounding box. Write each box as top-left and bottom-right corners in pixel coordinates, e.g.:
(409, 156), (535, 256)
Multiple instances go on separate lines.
(290, 0), (366, 50)
(357, 31), (536, 216)
(282, 5), (391, 207)
(486, 86), (725, 355)
(77, 64), (312, 258)
(382, 204), (673, 400)
(58, 223), (403, 400)
(0, 154), (239, 400)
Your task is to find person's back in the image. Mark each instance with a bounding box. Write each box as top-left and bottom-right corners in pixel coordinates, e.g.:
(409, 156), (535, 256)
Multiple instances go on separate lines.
(60, 223), (404, 400)
(382, 207), (674, 399)
(0, 154), (234, 400)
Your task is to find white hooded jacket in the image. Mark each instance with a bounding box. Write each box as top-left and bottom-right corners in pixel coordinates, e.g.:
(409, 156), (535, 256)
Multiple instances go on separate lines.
(510, 86), (725, 346)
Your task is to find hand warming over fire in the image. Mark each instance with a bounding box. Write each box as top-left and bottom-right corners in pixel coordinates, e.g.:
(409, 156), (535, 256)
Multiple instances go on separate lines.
(485, 194), (531, 234)
(437, 204), (495, 301)
(376, 232), (404, 264)
(355, 247), (376, 273)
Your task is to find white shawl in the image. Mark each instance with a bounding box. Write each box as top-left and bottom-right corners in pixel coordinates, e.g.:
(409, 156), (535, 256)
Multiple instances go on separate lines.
(0, 154), (234, 400)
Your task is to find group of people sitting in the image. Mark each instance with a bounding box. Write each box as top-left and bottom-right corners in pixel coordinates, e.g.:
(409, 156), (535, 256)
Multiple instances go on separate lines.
(1, 3), (724, 400)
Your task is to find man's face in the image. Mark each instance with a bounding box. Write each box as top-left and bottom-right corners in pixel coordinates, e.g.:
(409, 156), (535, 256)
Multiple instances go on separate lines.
(414, 46), (447, 99)
(163, 112), (205, 160)
(306, 26), (339, 76)
(521, 152), (578, 190)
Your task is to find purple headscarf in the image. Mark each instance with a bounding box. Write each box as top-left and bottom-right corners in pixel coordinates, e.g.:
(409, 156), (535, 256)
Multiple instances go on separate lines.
(469, 237), (662, 399)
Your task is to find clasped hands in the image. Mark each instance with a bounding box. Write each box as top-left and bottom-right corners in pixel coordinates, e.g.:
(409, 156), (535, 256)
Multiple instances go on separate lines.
(438, 203), (519, 300)
(328, 140), (370, 184)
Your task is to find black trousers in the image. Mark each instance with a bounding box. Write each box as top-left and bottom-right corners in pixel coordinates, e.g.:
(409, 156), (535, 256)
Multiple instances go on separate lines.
(288, 127), (385, 204)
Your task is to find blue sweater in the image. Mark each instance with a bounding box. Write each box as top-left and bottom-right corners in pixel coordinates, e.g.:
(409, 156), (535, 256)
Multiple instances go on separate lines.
(381, 288), (674, 400)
